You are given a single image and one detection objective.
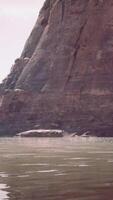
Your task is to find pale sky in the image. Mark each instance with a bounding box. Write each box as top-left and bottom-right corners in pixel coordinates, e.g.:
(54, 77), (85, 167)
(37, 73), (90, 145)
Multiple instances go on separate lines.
(0, 0), (45, 82)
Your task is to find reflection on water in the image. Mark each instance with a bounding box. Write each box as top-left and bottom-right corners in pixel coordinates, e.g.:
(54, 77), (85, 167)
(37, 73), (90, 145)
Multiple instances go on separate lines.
(0, 184), (9, 200)
(0, 137), (113, 199)
(0, 173), (8, 178)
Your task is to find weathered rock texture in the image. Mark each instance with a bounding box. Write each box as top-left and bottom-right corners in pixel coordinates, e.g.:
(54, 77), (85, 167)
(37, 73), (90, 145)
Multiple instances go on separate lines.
(1, 0), (113, 136)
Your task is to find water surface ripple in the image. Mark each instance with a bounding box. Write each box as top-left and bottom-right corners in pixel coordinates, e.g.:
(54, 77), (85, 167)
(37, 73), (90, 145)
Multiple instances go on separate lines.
(0, 137), (113, 200)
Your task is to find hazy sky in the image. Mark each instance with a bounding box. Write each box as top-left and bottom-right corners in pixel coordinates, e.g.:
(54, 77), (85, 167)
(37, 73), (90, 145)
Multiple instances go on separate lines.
(0, 0), (45, 82)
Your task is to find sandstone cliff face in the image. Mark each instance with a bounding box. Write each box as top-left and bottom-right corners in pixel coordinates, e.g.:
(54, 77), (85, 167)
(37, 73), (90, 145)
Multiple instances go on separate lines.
(1, 0), (113, 136)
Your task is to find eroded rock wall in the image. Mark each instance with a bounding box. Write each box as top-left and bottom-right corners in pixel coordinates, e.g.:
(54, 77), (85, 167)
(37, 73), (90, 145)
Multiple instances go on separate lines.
(1, 0), (113, 136)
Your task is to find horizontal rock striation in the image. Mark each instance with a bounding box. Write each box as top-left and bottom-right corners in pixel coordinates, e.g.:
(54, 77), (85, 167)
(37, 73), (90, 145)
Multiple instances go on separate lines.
(1, 0), (113, 136)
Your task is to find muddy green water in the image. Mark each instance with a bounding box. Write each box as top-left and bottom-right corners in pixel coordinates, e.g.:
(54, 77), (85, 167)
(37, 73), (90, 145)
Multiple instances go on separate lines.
(0, 137), (113, 200)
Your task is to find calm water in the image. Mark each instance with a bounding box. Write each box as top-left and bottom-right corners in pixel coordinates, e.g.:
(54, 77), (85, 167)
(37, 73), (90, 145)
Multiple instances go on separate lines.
(0, 137), (113, 200)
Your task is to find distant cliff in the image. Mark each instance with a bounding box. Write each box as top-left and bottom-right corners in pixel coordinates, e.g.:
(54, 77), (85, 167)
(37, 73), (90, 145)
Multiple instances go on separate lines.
(1, 0), (113, 136)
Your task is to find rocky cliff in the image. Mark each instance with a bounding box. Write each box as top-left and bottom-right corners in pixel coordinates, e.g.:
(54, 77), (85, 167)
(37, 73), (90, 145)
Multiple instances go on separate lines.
(1, 0), (113, 136)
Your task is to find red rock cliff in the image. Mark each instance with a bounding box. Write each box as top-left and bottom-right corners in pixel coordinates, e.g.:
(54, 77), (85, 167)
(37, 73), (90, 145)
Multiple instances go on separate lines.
(1, 0), (113, 136)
